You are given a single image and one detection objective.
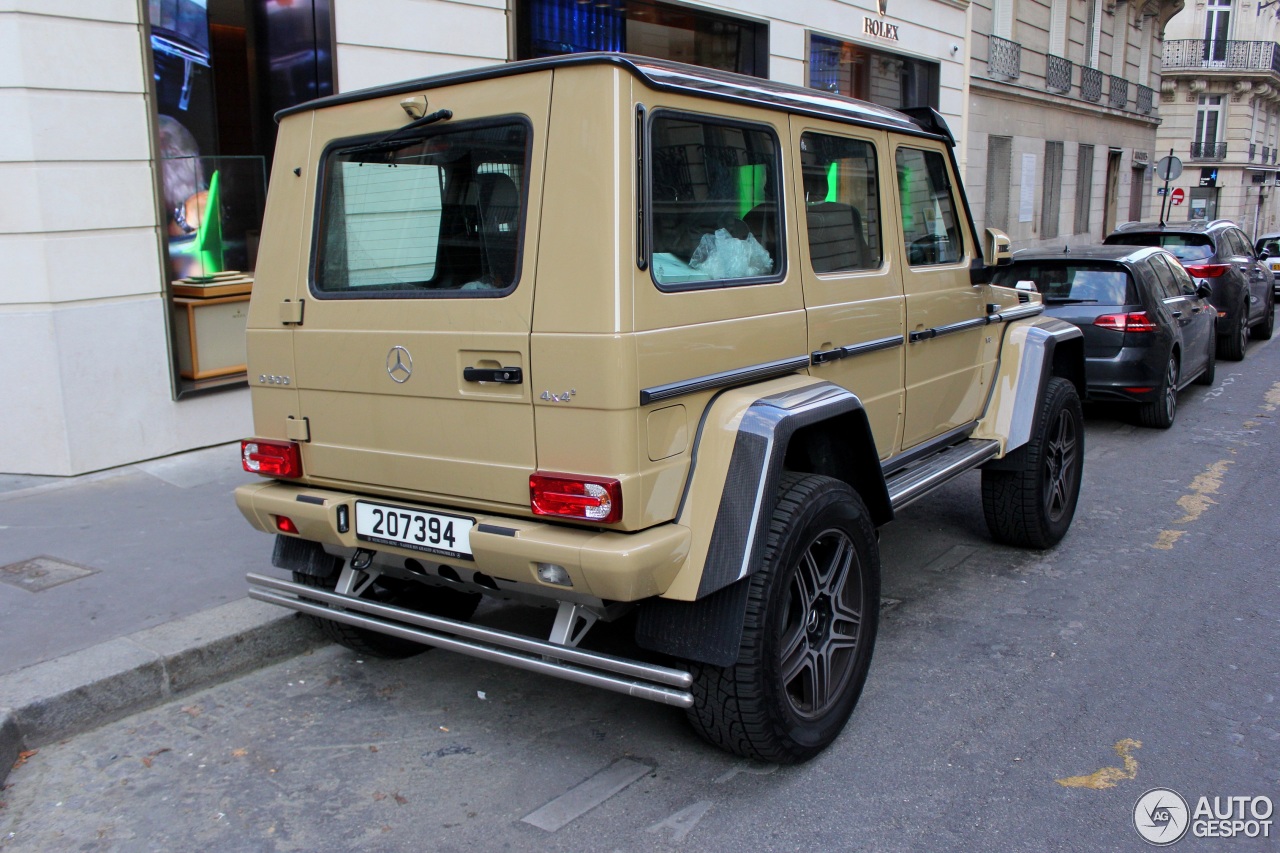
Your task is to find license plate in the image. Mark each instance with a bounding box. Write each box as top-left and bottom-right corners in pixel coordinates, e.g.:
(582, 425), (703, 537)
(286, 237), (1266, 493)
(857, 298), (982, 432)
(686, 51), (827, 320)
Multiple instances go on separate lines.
(355, 501), (474, 560)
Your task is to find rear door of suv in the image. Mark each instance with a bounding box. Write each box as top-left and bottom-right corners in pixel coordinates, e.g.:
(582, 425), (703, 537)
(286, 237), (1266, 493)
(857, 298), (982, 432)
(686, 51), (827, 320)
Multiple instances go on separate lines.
(290, 73), (552, 513)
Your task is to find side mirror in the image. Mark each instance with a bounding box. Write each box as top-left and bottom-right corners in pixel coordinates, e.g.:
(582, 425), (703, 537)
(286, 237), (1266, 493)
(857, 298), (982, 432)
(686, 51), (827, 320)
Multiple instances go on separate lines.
(984, 228), (1012, 267)
(1196, 281), (1213, 299)
(1260, 248), (1272, 260)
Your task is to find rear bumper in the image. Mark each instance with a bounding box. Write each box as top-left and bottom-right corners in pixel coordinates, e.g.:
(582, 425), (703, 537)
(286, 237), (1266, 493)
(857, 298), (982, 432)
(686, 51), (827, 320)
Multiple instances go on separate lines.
(1083, 347), (1163, 403)
(246, 572), (694, 707)
(235, 481), (690, 602)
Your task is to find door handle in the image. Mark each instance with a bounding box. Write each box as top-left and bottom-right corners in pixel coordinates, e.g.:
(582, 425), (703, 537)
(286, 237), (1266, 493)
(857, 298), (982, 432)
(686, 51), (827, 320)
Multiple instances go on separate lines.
(463, 366), (523, 384)
(1171, 310), (1183, 318)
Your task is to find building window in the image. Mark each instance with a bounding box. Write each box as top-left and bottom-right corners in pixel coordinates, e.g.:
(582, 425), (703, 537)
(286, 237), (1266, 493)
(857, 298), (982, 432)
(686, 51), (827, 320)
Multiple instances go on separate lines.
(149, 0), (334, 395)
(808, 34), (940, 111)
(1195, 95), (1224, 157)
(515, 0), (768, 77)
(1041, 141), (1064, 240)
(992, 0), (1015, 40)
(1075, 144), (1095, 235)
(985, 135), (1012, 232)
(1085, 0), (1102, 69)
(1203, 0), (1231, 65)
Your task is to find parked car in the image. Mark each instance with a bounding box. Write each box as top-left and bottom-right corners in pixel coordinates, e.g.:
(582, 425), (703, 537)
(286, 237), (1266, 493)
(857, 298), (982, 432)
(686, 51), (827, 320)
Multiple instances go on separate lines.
(233, 53), (1086, 763)
(1104, 219), (1274, 359)
(994, 245), (1215, 428)
(1253, 232), (1280, 297)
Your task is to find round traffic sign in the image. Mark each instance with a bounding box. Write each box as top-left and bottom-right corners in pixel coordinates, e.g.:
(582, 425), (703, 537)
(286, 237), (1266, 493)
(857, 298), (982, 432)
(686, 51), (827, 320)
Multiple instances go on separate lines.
(1156, 156), (1183, 182)
(1171, 187), (1186, 206)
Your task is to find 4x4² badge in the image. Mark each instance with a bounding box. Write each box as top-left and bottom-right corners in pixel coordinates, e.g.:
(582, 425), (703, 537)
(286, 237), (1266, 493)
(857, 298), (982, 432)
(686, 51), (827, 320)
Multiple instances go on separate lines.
(386, 346), (413, 383)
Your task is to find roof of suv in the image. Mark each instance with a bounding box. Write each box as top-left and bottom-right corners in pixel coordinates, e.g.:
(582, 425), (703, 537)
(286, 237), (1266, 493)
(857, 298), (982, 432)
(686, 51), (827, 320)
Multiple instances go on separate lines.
(1010, 245), (1167, 265)
(1108, 219), (1236, 236)
(274, 52), (942, 142)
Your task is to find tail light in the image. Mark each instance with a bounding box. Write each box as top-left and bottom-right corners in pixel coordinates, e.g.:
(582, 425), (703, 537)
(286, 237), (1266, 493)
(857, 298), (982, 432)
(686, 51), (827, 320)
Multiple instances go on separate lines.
(1183, 263), (1229, 278)
(241, 439), (303, 478)
(275, 515), (299, 533)
(1094, 311), (1158, 333)
(530, 473), (622, 524)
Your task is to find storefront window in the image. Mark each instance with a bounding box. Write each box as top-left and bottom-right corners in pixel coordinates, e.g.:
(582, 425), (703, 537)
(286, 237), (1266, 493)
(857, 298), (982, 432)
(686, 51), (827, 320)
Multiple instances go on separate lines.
(808, 33), (939, 112)
(149, 0), (333, 395)
(516, 0), (768, 78)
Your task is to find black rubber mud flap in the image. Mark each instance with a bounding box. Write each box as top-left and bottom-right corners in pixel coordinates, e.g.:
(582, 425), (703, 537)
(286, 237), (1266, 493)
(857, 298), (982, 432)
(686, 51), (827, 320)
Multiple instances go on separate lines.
(634, 577), (751, 667)
(271, 535), (341, 578)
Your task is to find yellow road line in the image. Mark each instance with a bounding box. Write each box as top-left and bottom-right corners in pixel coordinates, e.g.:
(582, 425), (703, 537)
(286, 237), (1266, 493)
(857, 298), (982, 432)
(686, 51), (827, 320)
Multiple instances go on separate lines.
(1056, 738), (1142, 789)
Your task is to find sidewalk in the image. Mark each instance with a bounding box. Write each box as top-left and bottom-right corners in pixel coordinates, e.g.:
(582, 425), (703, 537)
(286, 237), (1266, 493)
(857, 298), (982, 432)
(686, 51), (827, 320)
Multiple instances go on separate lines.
(0, 444), (324, 781)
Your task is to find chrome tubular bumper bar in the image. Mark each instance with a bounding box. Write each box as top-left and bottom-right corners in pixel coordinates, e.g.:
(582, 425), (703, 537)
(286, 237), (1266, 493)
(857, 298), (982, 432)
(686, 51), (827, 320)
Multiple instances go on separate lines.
(246, 572), (694, 708)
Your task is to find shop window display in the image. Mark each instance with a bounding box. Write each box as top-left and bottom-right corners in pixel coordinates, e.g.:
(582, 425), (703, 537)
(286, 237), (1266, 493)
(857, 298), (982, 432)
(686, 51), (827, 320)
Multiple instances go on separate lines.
(149, 0), (332, 393)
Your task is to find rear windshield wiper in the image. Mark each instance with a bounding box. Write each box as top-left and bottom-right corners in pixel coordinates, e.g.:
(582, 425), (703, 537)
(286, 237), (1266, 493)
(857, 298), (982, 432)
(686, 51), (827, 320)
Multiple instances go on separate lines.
(1043, 297), (1099, 304)
(338, 108), (453, 157)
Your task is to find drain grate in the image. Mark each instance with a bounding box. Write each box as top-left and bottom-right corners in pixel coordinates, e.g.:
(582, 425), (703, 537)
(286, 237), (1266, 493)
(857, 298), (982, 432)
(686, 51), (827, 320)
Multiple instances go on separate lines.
(0, 556), (99, 592)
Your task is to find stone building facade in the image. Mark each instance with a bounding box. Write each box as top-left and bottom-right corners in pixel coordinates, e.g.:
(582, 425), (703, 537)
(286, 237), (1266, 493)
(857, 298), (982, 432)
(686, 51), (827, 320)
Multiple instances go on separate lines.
(965, 0), (1185, 249)
(1157, 0), (1280, 236)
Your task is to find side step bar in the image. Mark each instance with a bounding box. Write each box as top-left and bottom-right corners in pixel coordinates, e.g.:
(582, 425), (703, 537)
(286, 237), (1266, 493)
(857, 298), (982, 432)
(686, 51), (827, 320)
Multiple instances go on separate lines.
(885, 438), (1001, 511)
(246, 572), (694, 709)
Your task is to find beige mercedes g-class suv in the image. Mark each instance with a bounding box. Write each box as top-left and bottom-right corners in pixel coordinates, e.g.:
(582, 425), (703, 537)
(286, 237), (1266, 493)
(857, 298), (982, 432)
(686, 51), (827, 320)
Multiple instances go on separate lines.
(236, 53), (1085, 763)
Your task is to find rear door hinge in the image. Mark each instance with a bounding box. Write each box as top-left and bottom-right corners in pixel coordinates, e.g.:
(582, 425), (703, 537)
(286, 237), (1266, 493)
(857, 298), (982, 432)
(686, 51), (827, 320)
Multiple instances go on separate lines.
(280, 299), (305, 325)
(286, 416), (310, 442)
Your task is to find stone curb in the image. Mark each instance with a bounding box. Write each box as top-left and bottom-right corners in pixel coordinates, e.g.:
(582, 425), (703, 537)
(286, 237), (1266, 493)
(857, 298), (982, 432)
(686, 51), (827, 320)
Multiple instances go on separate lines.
(0, 598), (324, 786)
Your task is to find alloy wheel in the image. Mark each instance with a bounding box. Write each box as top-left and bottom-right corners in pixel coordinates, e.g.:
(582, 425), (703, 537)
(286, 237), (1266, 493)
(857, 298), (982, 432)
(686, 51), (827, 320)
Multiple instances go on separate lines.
(778, 529), (864, 720)
(1042, 406), (1080, 524)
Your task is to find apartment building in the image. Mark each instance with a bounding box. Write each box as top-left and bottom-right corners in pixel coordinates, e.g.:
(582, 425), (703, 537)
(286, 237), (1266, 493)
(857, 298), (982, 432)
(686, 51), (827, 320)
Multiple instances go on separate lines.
(966, 0), (1185, 249)
(1157, 0), (1280, 235)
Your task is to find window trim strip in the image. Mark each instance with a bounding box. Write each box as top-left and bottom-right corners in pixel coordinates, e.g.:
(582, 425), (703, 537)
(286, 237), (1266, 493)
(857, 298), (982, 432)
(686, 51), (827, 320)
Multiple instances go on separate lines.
(640, 356), (811, 405)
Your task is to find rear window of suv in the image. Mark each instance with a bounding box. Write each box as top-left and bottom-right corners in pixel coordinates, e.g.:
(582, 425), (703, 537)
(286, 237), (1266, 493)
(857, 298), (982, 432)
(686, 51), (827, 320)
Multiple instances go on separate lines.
(994, 261), (1135, 305)
(1104, 232), (1214, 262)
(313, 119), (529, 297)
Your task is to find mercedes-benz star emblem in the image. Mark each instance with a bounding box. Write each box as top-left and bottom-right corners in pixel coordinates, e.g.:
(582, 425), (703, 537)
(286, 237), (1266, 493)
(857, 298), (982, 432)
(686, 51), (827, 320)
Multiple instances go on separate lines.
(386, 345), (413, 383)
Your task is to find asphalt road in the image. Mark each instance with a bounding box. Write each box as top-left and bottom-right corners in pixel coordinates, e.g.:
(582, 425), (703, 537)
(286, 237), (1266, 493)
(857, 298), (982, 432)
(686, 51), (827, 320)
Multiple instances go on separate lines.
(3, 333), (1278, 852)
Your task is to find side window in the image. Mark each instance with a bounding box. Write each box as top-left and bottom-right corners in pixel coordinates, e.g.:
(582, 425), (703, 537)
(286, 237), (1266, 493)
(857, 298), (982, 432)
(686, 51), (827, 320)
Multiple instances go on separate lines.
(895, 147), (962, 266)
(648, 113), (782, 289)
(798, 132), (882, 273)
(1222, 229), (1247, 258)
(1165, 255), (1198, 295)
(1147, 255), (1182, 299)
(1233, 229), (1255, 258)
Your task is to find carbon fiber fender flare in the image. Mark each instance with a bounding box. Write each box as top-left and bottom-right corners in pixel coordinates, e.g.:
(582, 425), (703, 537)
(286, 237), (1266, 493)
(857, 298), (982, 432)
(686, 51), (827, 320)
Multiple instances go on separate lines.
(635, 381), (889, 666)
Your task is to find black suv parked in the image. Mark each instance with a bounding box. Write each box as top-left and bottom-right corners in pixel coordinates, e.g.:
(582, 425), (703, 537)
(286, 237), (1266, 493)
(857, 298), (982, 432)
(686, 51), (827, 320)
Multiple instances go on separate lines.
(1104, 219), (1274, 359)
(994, 246), (1215, 428)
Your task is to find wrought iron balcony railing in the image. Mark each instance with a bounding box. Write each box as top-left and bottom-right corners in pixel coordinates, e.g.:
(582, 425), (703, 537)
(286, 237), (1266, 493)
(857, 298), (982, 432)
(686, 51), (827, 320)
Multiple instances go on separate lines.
(988, 35), (1022, 80)
(1163, 39), (1280, 74)
(1046, 54), (1072, 93)
(1108, 76), (1129, 109)
(1190, 141), (1228, 160)
(1136, 84), (1153, 115)
(1080, 66), (1103, 103)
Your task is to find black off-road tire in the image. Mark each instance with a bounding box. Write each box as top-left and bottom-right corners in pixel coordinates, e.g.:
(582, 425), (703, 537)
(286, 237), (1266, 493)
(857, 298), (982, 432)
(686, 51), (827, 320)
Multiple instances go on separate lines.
(294, 570), (481, 659)
(685, 473), (880, 764)
(1253, 292), (1275, 341)
(1194, 332), (1216, 386)
(982, 377), (1084, 549)
(1219, 310), (1249, 361)
(1137, 353), (1178, 429)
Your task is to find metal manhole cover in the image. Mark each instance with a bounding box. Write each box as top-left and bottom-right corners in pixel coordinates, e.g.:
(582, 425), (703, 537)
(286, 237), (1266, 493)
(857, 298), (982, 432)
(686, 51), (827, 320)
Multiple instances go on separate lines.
(0, 556), (99, 592)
